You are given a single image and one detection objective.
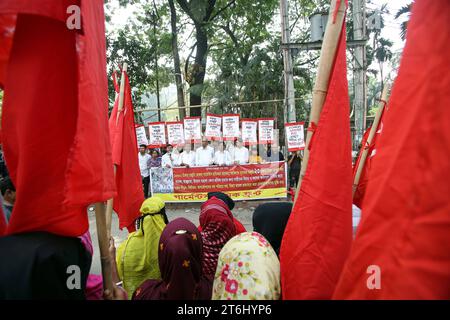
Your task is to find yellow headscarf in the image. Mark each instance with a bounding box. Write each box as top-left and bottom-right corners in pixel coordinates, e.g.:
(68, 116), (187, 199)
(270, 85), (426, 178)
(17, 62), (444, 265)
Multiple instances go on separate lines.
(212, 232), (281, 300)
(116, 197), (166, 298)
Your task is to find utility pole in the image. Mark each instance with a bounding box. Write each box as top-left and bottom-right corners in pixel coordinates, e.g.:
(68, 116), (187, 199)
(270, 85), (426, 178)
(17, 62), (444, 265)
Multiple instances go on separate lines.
(280, 0), (296, 124)
(152, 11), (161, 122)
(353, 0), (367, 149)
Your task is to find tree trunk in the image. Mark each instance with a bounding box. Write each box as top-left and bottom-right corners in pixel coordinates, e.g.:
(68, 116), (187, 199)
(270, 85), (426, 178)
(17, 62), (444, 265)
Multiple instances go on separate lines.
(189, 23), (208, 117)
(168, 0), (186, 120)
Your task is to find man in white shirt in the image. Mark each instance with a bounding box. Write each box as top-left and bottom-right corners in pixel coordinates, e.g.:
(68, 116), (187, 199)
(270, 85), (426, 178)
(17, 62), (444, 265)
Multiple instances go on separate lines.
(232, 138), (249, 165)
(172, 146), (183, 167)
(179, 143), (196, 168)
(195, 138), (214, 167)
(161, 144), (175, 168)
(138, 144), (151, 198)
(214, 141), (232, 166)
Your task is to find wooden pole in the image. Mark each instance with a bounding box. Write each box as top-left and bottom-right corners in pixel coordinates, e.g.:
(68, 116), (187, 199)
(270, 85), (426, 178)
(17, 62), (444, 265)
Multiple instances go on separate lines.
(106, 63), (127, 238)
(118, 63), (128, 113)
(94, 202), (114, 297)
(352, 84), (389, 196)
(294, 0), (346, 204)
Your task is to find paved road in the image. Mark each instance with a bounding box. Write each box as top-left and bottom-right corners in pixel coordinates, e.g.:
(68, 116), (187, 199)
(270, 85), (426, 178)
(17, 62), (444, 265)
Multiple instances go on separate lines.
(88, 199), (289, 274)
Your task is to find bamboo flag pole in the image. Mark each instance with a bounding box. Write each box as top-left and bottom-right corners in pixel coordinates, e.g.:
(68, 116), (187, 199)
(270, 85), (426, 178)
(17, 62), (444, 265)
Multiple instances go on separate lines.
(94, 202), (114, 296)
(106, 63), (127, 238)
(352, 84), (389, 196)
(294, 0), (347, 205)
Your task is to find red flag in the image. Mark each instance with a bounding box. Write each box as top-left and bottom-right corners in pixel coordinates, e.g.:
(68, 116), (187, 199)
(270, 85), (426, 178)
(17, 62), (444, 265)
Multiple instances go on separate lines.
(279, 3), (352, 299)
(0, 1), (116, 236)
(109, 71), (144, 231)
(333, 0), (450, 299)
(353, 107), (385, 209)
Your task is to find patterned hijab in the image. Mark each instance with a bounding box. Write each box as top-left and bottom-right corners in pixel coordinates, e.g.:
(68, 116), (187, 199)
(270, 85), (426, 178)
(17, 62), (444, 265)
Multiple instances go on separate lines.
(116, 197), (167, 298)
(212, 232), (281, 300)
(200, 197), (237, 279)
(133, 218), (212, 300)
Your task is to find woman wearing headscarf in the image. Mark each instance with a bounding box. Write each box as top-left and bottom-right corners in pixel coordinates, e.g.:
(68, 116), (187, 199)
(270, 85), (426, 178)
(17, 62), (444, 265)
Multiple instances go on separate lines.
(200, 196), (237, 279)
(115, 197), (167, 298)
(132, 218), (212, 300)
(212, 232), (281, 300)
(252, 202), (293, 256)
(201, 192), (246, 234)
(0, 232), (91, 299)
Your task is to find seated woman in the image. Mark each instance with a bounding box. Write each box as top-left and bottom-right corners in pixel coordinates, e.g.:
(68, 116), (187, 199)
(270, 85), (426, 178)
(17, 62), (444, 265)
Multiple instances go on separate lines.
(132, 218), (212, 300)
(212, 232), (281, 300)
(198, 192), (246, 234)
(199, 196), (237, 279)
(149, 149), (162, 168)
(0, 232), (92, 299)
(252, 202), (293, 256)
(115, 197), (167, 298)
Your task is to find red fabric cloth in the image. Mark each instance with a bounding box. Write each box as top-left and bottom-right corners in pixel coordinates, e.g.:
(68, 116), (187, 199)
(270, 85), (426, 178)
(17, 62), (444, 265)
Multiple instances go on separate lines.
(0, 1), (115, 236)
(279, 10), (352, 299)
(333, 0), (450, 299)
(353, 108), (386, 209)
(109, 71), (144, 231)
(199, 197), (237, 279)
(198, 217), (246, 235)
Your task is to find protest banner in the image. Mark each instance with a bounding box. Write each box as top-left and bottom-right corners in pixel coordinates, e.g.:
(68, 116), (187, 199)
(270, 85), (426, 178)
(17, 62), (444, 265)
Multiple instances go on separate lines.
(222, 114), (240, 141)
(241, 119), (258, 146)
(183, 117), (202, 143)
(166, 121), (185, 147)
(205, 114), (222, 141)
(258, 118), (275, 144)
(135, 124), (148, 147)
(285, 122), (306, 151)
(150, 162), (287, 202)
(148, 122), (166, 148)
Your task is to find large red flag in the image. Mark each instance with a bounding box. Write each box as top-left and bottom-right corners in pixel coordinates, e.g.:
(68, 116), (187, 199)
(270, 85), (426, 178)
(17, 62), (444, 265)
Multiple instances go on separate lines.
(0, 0), (116, 236)
(109, 71), (144, 231)
(279, 2), (352, 299)
(333, 0), (450, 299)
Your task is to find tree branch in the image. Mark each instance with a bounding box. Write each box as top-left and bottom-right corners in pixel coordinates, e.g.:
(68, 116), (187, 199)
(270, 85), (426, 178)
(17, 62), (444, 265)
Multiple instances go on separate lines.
(184, 42), (197, 76)
(176, 0), (200, 24)
(209, 0), (236, 22)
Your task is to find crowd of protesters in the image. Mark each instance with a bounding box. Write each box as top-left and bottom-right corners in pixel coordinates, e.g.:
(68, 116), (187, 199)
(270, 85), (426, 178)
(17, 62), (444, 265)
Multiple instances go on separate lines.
(138, 137), (302, 198)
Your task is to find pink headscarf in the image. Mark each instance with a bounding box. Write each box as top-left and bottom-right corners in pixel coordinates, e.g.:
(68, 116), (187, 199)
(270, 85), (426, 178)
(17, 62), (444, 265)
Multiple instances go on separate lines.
(79, 231), (103, 300)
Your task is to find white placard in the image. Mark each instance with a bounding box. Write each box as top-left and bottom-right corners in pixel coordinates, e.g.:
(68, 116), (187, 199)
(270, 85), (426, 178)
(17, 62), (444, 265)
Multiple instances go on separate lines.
(148, 122), (166, 147)
(183, 117), (202, 143)
(205, 114), (222, 140)
(258, 118), (275, 144)
(135, 125), (148, 147)
(241, 120), (258, 146)
(222, 114), (240, 141)
(166, 122), (185, 146)
(285, 122), (306, 151)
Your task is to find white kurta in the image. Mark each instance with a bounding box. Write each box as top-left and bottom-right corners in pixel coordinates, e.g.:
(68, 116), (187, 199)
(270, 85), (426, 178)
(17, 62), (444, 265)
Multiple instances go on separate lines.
(178, 151), (196, 167)
(232, 146), (249, 164)
(195, 146), (214, 166)
(161, 152), (175, 168)
(138, 153), (151, 177)
(214, 150), (232, 166)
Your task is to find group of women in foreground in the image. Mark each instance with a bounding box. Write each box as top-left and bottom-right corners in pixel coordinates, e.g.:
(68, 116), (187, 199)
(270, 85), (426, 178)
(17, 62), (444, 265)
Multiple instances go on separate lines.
(111, 192), (292, 300)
